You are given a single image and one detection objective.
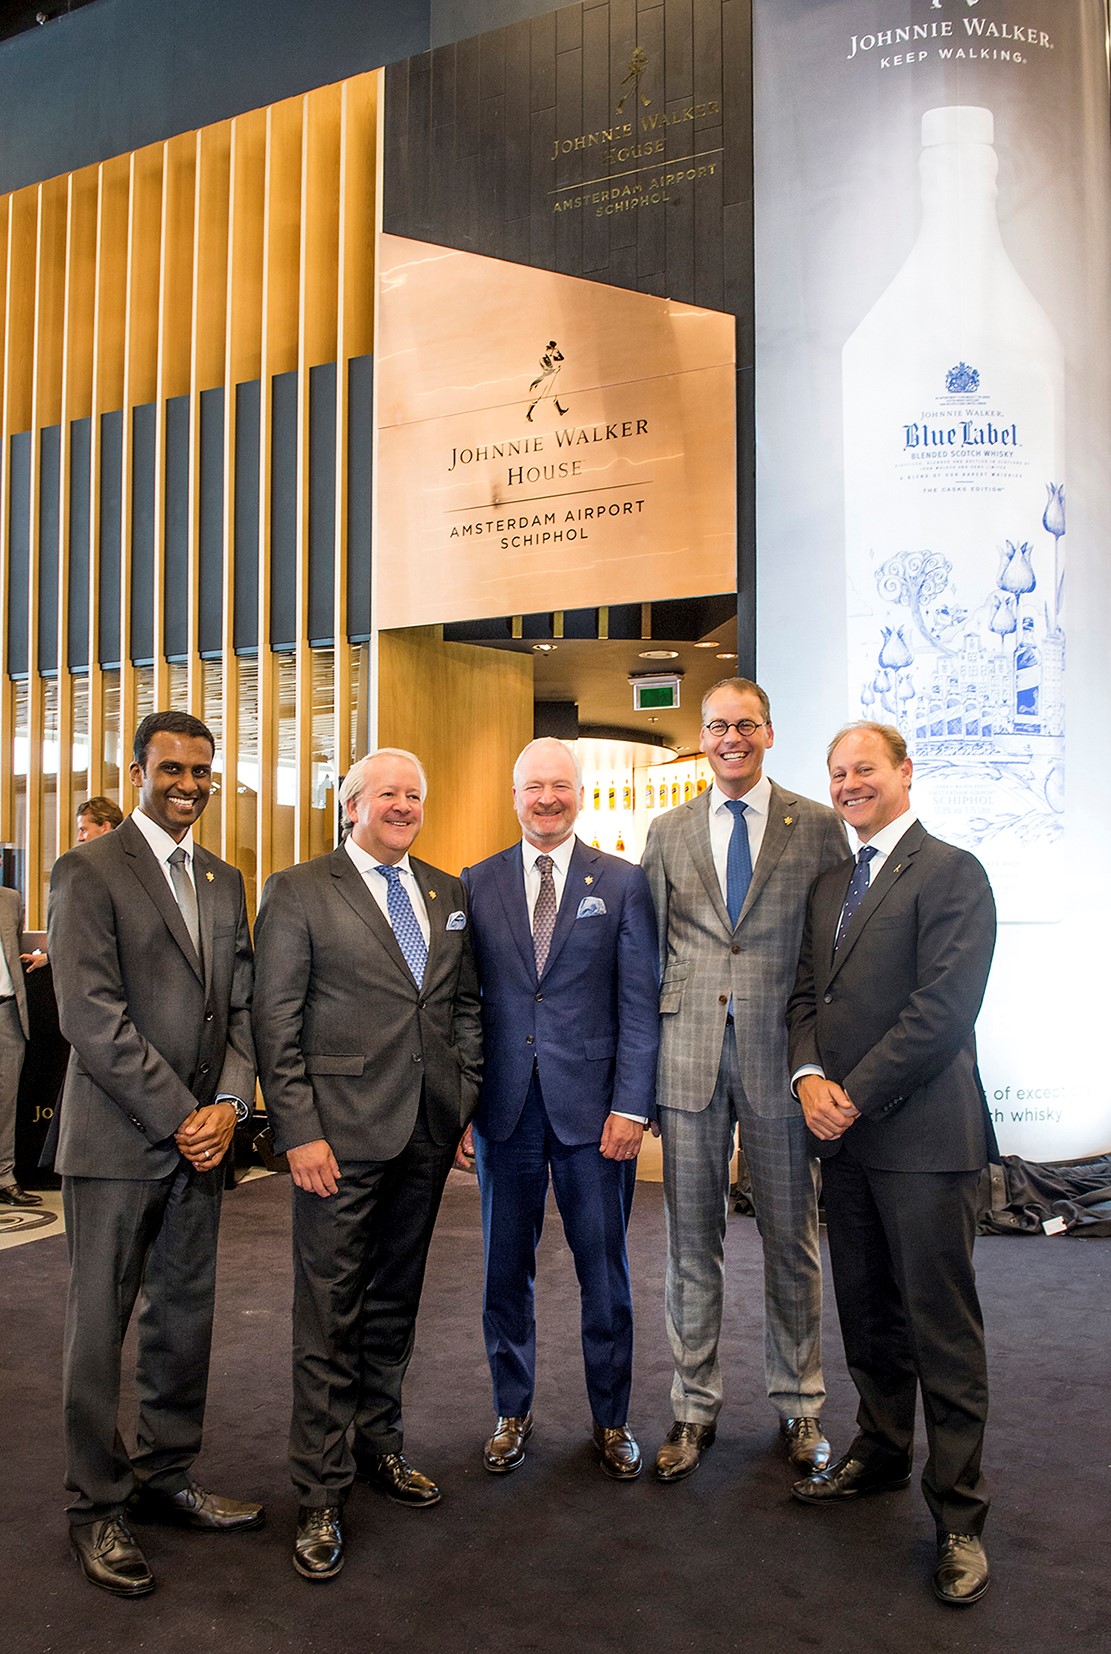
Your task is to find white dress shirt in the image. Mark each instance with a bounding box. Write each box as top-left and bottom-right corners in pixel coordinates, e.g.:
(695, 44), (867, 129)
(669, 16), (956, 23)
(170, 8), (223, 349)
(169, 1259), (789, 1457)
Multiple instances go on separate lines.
(131, 807), (197, 898)
(344, 835), (430, 947)
(707, 774), (772, 904)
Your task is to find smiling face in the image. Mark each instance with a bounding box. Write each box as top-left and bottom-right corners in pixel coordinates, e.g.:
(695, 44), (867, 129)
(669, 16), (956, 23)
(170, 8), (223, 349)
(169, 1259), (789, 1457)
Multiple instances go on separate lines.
(346, 754), (425, 864)
(76, 814), (112, 842)
(827, 728), (912, 843)
(130, 732), (214, 841)
(699, 685), (774, 799)
(513, 741), (582, 851)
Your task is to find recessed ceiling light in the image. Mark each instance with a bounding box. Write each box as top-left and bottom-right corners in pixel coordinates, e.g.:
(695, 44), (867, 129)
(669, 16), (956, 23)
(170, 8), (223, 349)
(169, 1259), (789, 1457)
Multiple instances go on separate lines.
(716, 652), (738, 661)
(532, 643), (557, 652)
(693, 641), (719, 649)
(638, 649), (679, 660)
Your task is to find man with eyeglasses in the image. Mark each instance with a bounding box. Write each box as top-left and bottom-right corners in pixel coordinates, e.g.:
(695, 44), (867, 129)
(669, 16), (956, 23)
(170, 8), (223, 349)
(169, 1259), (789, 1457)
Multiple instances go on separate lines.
(642, 677), (847, 1484)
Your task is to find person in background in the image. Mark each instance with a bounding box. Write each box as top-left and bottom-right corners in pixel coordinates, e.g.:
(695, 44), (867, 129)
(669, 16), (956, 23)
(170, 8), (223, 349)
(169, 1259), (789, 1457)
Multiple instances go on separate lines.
(0, 884), (35, 1207)
(76, 796), (124, 842)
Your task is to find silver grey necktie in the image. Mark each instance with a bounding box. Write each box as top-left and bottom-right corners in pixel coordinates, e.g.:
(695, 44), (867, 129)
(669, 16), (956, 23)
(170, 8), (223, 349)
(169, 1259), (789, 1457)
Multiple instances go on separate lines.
(168, 845), (201, 958)
(532, 854), (557, 977)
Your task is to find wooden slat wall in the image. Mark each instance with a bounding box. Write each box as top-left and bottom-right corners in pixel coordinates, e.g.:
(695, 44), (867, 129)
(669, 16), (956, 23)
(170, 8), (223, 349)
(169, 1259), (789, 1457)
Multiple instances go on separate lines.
(0, 70), (381, 923)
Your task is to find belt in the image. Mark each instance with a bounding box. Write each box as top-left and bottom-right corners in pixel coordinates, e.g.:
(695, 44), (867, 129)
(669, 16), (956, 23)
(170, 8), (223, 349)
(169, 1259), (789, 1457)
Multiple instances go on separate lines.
(0, 994), (14, 1006)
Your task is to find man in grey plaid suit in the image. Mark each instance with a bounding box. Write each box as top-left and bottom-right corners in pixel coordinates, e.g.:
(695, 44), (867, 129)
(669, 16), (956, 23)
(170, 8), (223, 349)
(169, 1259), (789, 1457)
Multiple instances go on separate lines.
(642, 678), (847, 1481)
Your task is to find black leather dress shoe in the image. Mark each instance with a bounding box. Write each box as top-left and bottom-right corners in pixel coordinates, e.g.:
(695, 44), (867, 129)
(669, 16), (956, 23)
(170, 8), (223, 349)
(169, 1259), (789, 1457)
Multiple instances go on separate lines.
(780, 1416), (831, 1474)
(293, 1505), (344, 1581)
(483, 1413), (533, 1474)
(592, 1423), (642, 1480)
(70, 1516), (154, 1597)
(655, 1420), (716, 1483)
(131, 1479), (264, 1532)
(933, 1533), (990, 1605)
(0, 1182), (42, 1207)
(791, 1452), (911, 1504)
(357, 1451), (441, 1507)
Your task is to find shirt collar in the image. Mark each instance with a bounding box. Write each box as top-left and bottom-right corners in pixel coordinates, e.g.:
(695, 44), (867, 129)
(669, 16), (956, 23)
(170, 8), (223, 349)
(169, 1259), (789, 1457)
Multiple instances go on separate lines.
(854, 808), (918, 860)
(521, 832), (576, 876)
(131, 807), (196, 865)
(709, 773), (771, 820)
(344, 835), (414, 879)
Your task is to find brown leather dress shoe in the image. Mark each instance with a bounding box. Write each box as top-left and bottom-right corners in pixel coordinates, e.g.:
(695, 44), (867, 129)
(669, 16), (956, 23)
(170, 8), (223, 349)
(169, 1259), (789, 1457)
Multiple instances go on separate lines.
(132, 1479), (264, 1532)
(780, 1416), (831, 1474)
(70, 1516), (155, 1597)
(791, 1451), (911, 1504)
(483, 1413), (533, 1474)
(655, 1420), (716, 1483)
(357, 1451), (442, 1507)
(592, 1423), (642, 1480)
(293, 1505), (344, 1581)
(0, 1182), (43, 1207)
(933, 1534), (989, 1605)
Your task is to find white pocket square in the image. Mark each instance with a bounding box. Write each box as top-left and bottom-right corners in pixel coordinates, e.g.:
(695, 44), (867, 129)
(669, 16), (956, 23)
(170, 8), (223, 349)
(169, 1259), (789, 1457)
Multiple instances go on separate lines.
(445, 910), (467, 931)
(576, 896), (607, 919)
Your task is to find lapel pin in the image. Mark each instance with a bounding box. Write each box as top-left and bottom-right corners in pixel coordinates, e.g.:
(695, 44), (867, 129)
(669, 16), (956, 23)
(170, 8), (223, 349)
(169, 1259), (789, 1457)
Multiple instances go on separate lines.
(205, 871), (214, 882)
(893, 864), (902, 874)
(784, 816), (793, 826)
(585, 875), (594, 885)
(428, 890), (437, 900)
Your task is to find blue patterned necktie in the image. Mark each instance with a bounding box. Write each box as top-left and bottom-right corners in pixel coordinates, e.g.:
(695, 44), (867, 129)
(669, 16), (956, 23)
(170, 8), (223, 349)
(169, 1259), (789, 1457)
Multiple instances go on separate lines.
(725, 800), (752, 926)
(834, 845), (878, 952)
(377, 863), (427, 988)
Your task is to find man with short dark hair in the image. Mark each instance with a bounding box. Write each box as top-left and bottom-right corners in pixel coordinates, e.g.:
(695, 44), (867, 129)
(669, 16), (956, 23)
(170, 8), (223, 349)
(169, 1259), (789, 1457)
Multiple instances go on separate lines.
(253, 748), (482, 1582)
(788, 721), (997, 1607)
(49, 710), (262, 1599)
(76, 796), (124, 841)
(643, 678), (847, 1483)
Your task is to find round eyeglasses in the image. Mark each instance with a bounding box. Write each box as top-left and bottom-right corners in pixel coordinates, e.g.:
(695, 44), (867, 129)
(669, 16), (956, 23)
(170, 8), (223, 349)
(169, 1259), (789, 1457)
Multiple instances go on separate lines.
(702, 719), (767, 738)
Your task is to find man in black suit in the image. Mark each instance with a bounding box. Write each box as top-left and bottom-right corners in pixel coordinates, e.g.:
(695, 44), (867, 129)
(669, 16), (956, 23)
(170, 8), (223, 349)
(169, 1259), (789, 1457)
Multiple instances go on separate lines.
(48, 711), (262, 1599)
(786, 721), (997, 1607)
(253, 748), (482, 1582)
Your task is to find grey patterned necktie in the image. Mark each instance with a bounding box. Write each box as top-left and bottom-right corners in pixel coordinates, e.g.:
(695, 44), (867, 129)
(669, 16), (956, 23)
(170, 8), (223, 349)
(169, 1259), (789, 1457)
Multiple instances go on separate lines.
(532, 854), (557, 977)
(167, 845), (201, 958)
(377, 863), (427, 988)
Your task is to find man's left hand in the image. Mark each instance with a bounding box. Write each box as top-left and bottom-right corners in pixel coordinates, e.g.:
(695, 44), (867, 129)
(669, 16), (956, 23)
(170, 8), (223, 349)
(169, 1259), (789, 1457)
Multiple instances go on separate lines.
(176, 1101), (238, 1170)
(599, 1114), (645, 1162)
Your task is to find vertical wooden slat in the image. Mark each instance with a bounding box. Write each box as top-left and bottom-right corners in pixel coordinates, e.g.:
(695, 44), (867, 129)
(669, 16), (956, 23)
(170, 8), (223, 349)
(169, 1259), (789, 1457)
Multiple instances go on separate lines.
(190, 122), (231, 723)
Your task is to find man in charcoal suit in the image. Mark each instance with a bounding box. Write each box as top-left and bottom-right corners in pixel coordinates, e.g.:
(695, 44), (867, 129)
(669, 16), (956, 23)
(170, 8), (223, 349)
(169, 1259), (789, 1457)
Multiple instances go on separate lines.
(642, 677), (848, 1482)
(461, 738), (659, 1480)
(48, 711), (261, 1599)
(253, 748), (482, 1581)
(788, 721), (997, 1607)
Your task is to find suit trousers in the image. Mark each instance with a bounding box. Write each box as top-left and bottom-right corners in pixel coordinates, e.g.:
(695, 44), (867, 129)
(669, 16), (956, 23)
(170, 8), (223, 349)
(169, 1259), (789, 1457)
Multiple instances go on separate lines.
(474, 1072), (637, 1426)
(660, 1020), (824, 1423)
(62, 1161), (223, 1524)
(822, 1145), (990, 1536)
(289, 1098), (456, 1505)
(0, 996), (25, 1178)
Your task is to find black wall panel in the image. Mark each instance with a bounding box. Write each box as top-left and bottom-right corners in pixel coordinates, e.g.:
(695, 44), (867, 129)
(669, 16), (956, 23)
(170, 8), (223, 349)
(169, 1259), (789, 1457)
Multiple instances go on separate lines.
(38, 426), (61, 674)
(199, 387), (225, 658)
(234, 380), (260, 655)
(7, 432), (31, 677)
(97, 410), (123, 668)
(164, 394), (190, 660)
(347, 354), (374, 645)
(308, 362), (336, 647)
(68, 418), (91, 672)
(270, 370), (298, 652)
(131, 403), (156, 664)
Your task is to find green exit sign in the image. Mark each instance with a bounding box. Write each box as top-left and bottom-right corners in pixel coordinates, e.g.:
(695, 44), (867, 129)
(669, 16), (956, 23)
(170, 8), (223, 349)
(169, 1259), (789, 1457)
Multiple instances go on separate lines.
(632, 677), (680, 711)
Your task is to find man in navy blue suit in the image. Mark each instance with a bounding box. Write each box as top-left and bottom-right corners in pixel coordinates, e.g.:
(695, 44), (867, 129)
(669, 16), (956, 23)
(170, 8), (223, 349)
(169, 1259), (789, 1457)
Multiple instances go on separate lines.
(462, 739), (659, 1479)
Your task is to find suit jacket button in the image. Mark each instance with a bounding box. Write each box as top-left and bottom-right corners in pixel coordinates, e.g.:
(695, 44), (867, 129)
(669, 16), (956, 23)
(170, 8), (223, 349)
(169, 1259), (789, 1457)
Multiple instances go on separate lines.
(525, 1034), (535, 1045)
(199, 1062), (210, 1075)
(731, 944), (741, 955)
(412, 1053), (422, 1062)
(535, 992), (543, 1002)
(718, 994), (728, 1006)
(823, 993), (833, 1004)
(205, 1011), (214, 1022)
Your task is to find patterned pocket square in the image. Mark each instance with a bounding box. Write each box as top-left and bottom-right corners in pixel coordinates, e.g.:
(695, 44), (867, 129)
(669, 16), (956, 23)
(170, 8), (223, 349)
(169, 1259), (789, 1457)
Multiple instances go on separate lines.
(445, 910), (467, 931)
(576, 896), (607, 919)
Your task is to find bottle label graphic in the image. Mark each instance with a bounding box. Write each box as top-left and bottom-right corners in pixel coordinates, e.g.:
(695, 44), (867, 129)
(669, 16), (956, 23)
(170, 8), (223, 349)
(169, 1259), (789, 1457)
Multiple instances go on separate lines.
(842, 106), (1065, 922)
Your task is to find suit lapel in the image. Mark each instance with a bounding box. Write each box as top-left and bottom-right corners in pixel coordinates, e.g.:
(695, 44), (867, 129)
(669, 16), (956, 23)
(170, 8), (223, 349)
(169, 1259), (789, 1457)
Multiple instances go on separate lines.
(543, 838), (602, 979)
(329, 846), (414, 981)
(827, 822), (925, 981)
(739, 782), (796, 923)
(411, 856), (447, 988)
(193, 844), (218, 985)
(492, 845), (539, 982)
(682, 792), (732, 935)
(121, 818), (204, 985)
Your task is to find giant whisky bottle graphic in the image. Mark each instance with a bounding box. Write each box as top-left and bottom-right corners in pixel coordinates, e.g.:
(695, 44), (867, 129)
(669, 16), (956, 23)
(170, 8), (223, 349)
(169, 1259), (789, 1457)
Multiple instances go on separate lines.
(842, 105), (1065, 919)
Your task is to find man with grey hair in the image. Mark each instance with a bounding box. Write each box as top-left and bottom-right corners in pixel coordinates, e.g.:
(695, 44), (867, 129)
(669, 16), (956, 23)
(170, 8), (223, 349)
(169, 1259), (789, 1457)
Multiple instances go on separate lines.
(461, 738), (659, 1480)
(253, 748), (482, 1581)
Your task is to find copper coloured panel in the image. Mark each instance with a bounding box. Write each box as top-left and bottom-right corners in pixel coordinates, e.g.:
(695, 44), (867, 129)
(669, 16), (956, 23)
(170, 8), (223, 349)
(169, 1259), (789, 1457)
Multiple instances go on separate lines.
(376, 235), (736, 627)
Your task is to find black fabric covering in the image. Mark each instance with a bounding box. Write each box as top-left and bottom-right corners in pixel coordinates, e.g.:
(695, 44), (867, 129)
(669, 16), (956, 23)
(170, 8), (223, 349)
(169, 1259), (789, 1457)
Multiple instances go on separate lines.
(2, 1174), (1106, 1652)
(980, 1154), (1111, 1236)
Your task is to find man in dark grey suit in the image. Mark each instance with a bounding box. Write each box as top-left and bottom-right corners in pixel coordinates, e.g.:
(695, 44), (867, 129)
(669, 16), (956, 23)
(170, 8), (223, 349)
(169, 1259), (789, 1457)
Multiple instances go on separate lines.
(0, 884), (35, 1207)
(788, 721), (997, 1607)
(642, 678), (847, 1482)
(48, 711), (261, 1599)
(253, 748), (482, 1583)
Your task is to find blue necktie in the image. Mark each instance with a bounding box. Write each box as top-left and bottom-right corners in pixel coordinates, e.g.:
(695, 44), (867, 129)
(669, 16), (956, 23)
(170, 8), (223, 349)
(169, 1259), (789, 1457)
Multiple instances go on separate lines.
(725, 799), (752, 926)
(377, 864), (427, 988)
(834, 845), (878, 952)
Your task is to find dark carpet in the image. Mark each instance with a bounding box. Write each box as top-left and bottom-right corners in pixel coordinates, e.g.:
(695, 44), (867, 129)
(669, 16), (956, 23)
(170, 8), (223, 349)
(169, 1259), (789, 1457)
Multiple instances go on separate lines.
(1, 1172), (1106, 1653)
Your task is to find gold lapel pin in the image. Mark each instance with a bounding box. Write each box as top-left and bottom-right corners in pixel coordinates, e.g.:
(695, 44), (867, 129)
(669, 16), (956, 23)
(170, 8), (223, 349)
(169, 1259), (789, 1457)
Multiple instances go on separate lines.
(205, 871), (214, 882)
(893, 864), (902, 874)
(428, 890), (437, 900)
(585, 875), (594, 885)
(784, 816), (793, 826)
